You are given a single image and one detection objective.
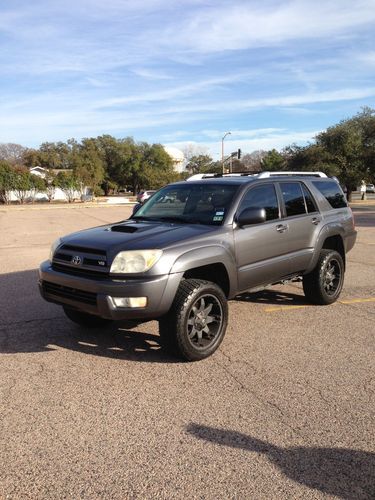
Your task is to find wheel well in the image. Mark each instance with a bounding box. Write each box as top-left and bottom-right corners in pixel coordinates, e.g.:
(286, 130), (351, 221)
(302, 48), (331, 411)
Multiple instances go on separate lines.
(183, 263), (230, 297)
(322, 235), (345, 268)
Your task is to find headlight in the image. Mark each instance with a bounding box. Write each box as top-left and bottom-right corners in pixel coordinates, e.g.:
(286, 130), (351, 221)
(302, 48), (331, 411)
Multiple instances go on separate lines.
(110, 250), (162, 274)
(49, 238), (62, 261)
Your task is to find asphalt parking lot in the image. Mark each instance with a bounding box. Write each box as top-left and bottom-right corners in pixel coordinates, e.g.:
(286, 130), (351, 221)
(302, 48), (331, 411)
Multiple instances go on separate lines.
(0, 203), (374, 499)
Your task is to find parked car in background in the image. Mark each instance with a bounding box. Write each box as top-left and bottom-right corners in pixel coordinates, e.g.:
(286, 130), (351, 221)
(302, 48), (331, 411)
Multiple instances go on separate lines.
(137, 190), (156, 204)
(366, 184), (375, 193)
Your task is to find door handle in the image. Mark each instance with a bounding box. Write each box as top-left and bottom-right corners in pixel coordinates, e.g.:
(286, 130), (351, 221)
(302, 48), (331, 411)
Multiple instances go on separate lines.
(276, 224), (288, 233)
(311, 217), (320, 225)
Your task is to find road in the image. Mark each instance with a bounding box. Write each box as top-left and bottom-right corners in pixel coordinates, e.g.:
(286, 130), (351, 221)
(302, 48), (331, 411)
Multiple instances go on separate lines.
(0, 204), (374, 499)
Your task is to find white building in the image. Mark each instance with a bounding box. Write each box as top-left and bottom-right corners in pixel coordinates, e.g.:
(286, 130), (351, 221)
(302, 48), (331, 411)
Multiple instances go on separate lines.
(29, 166), (47, 178)
(163, 146), (185, 173)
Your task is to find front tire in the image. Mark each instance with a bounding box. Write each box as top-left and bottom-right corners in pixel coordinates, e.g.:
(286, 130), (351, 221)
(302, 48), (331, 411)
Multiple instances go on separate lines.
(159, 279), (228, 361)
(63, 306), (112, 328)
(303, 250), (344, 305)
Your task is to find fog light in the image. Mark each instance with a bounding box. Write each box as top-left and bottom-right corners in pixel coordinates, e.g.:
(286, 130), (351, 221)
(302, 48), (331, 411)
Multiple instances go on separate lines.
(112, 297), (147, 308)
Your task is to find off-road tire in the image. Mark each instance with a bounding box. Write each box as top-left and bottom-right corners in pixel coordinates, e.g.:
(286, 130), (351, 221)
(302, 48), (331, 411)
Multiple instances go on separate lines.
(63, 306), (112, 328)
(159, 279), (228, 361)
(303, 249), (344, 305)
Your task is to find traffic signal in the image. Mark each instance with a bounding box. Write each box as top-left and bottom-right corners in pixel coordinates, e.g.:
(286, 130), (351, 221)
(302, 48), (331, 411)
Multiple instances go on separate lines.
(237, 148), (241, 160)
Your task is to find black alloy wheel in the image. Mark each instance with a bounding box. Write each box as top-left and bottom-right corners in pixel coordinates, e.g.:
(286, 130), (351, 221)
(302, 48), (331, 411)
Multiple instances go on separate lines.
(159, 279), (228, 361)
(303, 249), (344, 305)
(186, 294), (223, 351)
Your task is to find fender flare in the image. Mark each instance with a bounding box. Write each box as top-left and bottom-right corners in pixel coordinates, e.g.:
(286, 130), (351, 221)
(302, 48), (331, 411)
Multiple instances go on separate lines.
(305, 223), (345, 274)
(170, 245), (238, 296)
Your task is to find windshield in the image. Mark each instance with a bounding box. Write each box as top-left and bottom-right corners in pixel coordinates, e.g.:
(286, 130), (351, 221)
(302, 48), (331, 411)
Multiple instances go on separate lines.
(132, 183), (239, 225)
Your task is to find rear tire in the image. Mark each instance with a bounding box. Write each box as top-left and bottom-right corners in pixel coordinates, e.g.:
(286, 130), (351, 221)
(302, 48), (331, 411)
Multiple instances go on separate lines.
(159, 279), (228, 361)
(303, 250), (344, 305)
(63, 306), (112, 328)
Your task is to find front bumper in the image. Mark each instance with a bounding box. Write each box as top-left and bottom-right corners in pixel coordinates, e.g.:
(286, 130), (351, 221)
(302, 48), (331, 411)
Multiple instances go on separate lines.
(39, 260), (182, 320)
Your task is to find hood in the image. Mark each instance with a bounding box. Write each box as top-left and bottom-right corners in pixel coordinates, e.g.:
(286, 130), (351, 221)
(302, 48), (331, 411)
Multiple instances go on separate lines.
(61, 220), (218, 256)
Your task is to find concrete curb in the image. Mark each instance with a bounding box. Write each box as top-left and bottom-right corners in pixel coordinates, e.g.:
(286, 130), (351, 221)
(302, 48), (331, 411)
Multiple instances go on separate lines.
(0, 202), (136, 211)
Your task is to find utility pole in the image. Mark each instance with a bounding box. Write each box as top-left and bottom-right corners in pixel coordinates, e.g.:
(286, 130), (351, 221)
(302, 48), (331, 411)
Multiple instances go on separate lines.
(221, 132), (231, 173)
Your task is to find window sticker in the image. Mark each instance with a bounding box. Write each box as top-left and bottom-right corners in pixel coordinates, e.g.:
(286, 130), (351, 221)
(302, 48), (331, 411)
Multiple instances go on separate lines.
(213, 215), (224, 222)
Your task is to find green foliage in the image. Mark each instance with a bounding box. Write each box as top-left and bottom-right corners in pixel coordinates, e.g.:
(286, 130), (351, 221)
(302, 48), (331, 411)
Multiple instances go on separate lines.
(0, 161), (16, 204)
(261, 149), (287, 171)
(186, 154), (213, 174)
(55, 171), (79, 202)
(13, 168), (35, 203)
(71, 138), (105, 193)
(316, 108), (375, 198)
(135, 143), (177, 191)
(9, 107), (375, 206)
(284, 144), (336, 175)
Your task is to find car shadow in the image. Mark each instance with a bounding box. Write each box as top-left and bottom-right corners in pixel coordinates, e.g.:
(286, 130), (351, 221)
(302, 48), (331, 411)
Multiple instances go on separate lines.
(235, 289), (310, 306)
(187, 424), (375, 499)
(0, 268), (179, 363)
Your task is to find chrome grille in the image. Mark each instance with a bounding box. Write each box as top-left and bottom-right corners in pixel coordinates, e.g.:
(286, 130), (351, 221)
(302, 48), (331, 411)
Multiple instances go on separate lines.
(53, 244), (109, 278)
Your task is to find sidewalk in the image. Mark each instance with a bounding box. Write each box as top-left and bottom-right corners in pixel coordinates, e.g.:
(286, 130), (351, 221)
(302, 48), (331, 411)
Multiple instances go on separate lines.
(0, 198), (137, 211)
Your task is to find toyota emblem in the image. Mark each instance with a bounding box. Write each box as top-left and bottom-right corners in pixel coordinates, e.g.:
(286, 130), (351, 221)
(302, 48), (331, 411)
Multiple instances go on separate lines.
(71, 255), (82, 266)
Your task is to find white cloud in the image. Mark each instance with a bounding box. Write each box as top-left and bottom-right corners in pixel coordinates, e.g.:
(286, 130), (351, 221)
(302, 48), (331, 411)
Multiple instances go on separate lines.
(155, 0), (375, 53)
(167, 130), (322, 159)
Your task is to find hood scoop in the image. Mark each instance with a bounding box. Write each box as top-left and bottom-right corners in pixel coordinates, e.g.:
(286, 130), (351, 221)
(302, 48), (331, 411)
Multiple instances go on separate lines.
(111, 225), (139, 233)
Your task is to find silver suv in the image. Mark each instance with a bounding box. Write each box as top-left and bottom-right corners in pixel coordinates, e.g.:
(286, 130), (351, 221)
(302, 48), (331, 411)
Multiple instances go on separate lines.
(39, 172), (356, 361)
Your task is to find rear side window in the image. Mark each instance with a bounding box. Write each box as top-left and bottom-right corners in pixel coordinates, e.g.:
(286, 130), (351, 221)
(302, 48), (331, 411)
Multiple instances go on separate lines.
(238, 184), (279, 221)
(280, 182), (306, 216)
(301, 184), (318, 213)
(312, 180), (347, 209)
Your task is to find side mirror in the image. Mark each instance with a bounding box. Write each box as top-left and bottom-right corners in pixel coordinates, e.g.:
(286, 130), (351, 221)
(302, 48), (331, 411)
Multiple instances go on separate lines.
(132, 203), (142, 215)
(237, 207), (266, 227)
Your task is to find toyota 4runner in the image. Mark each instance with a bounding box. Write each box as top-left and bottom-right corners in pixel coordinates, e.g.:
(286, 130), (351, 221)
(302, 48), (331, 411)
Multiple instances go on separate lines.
(39, 172), (357, 361)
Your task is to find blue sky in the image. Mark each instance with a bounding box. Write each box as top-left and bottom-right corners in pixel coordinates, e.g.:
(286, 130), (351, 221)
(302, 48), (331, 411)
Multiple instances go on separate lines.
(1, 0), (375, 160)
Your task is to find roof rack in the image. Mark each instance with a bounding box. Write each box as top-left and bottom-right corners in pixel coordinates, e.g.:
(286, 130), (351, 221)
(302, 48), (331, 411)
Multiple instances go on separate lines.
(257, 171), (327, 178)
(186, 171), (327, 181)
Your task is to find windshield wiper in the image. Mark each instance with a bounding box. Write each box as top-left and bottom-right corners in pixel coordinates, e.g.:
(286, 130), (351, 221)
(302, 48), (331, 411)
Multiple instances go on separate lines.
(157, 216), (206, 225)
(156, 216), (187, 223)
(131, 215), (153, 221)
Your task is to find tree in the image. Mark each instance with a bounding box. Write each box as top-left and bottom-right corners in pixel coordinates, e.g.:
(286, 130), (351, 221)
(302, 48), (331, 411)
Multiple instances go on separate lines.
(44, 171), (57, 202)
(29, 174), (46, 203)
(71, 138), (104, 197)
(316, 109), (375, 200)
(38, 141), (71, 169)
(182, 144), (209, 162)
(261, 149), (287, 171)
(55, 171), (79, 203)
(137, 143), (178, 190)
(22, 148), (42, 169)
(0, 143), (27, 165)
(185, 154), (212, 174)
(241, 150), (267, 172)
(284, 144), (335, 174)
(0, 161), (16, 204)
(13, 168), (33, 204)
(95, 135), (125, 195)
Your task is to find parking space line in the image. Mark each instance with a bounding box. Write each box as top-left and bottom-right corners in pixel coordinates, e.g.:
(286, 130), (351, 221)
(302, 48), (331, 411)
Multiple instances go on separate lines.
(264, 297), (375, 312)
(339, 298), (375, 304)
(265, 305), (310, 312)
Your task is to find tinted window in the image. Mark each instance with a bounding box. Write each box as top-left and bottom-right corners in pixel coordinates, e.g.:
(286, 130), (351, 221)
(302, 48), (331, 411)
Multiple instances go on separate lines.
(238, 184), (279, 221)
(301, 184), (318, 213)
(312, 180), (348, 209)
(281, 182), (306, 217)
(133, 183), (238, 225)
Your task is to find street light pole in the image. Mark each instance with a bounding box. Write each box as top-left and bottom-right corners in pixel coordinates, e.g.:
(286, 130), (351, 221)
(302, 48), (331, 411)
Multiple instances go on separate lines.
(221, 131), (231, 173)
